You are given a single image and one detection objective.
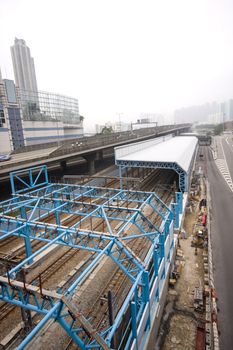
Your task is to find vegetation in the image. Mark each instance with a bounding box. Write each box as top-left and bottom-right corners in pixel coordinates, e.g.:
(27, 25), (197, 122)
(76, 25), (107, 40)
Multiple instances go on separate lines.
(101, 126), (114, 134)
(195, 123), (215, 129)
(213, 123), (224, 135)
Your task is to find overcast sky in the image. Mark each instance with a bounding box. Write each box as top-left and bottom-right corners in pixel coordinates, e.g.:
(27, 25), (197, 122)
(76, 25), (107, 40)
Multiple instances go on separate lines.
(1, 0), (233, 131)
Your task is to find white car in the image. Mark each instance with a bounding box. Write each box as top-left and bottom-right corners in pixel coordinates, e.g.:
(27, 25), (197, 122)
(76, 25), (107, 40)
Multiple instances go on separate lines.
(0, 154), (11, 162)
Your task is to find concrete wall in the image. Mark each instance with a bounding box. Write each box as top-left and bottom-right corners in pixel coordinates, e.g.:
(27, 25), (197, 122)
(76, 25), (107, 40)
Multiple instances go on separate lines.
(0, 127), (12, 153)
(129, 194), (187, 350)
(24, 121), (64, 144)
(145, 244), (176, 350)
(24, 121), (84, 145)
(63, 124), (83, 138)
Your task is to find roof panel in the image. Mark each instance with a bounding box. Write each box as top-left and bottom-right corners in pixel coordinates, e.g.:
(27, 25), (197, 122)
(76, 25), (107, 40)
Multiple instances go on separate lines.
(115, 136), (198, 173)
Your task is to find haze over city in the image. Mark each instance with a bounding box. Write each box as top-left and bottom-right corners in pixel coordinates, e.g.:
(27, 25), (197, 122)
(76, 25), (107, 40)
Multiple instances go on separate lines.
(1, 0), (233, 131)
(2, 1), (233, 349)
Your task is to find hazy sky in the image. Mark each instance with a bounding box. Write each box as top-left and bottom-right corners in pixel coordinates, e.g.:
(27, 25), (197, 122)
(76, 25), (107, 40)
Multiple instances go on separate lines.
(1, 0), (233, 131)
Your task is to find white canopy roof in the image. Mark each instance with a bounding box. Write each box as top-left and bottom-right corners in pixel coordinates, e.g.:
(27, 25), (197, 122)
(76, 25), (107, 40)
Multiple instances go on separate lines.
(115, 136), (198, 173)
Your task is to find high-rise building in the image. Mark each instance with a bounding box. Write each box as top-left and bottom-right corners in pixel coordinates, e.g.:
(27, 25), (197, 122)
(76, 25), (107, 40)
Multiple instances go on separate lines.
(11, 38), (38, 92)
(0, 39), (84, 150)
(0, 76), (25, 152)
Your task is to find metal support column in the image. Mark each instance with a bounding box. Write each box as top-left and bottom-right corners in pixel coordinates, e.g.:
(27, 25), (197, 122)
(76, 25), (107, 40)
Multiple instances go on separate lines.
(54, 197), (60, 225)
(171, 203), (179, 229)
(20, 207), (33, 263)
(18, 270), (33, 332)
(142, 271), (150, 329)
(159, 234), (165, 258)
(175, 192), (183, 214)
(142, 271), (150, 303)
(164, 220), (170, 237)
(153, 248), (159, 276)
(119, 166), (123, 190)
(131, 301), (138, 349)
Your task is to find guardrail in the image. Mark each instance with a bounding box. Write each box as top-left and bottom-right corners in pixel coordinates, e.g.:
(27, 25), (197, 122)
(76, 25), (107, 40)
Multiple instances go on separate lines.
(49, 125), (191, 158)
(12, 124), (191, 155)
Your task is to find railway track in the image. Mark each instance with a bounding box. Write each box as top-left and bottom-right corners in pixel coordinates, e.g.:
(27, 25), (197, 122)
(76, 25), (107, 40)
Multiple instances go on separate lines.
(0, 248), (76, 321)
(64, 170), (177, 349)
(0, 236), (18, 250)
(0, 167), (178, 349)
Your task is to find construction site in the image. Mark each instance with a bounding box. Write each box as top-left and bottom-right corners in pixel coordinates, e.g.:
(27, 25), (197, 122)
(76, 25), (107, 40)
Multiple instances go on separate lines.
(0, 135), (219, 350)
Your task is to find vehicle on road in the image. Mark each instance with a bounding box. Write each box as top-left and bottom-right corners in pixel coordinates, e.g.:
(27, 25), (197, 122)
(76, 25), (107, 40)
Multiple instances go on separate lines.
(0, 154), (11, 162)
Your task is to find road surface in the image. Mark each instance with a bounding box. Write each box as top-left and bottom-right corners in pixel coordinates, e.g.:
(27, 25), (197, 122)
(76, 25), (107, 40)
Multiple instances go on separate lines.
(205, 136), (233, 350)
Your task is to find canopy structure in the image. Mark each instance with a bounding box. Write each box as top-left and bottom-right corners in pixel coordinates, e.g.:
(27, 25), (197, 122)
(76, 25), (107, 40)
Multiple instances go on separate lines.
(115, 136), (198, 192)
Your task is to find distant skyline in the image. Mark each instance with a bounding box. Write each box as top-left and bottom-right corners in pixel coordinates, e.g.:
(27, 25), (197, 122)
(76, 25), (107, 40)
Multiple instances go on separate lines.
(1, 0), (233, 131)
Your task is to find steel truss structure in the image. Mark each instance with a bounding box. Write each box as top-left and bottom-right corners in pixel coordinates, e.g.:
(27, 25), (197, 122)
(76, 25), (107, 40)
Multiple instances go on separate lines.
(0, 166), (183, 350)
(115, 137), (198, 193)
(117, 160), (189, 193)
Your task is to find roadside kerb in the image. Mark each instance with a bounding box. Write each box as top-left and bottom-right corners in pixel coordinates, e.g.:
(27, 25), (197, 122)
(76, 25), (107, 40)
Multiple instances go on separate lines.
(206, 179), (220, 350)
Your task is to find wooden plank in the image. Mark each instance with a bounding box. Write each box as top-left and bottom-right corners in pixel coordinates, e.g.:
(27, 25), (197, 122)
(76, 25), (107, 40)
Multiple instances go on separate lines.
(62, 296), (111, 350)
(118, 239), (146, 268)
(0, 322), (24, 346)
(0, 276), (62, 299)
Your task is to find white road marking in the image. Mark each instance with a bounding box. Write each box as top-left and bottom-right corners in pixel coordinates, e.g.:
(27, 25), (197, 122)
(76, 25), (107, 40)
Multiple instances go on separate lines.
(214, 137), (233, 192)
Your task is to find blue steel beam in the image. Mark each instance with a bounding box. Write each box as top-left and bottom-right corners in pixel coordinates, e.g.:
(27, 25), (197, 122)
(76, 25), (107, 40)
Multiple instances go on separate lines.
(0, 165), (180, 349)
(121, 231), (159, 241)
(1, 241), (142, 349)
(175, 192), (183, 214)
(0, 223), (26, 237)
(14, 188), (153, 225)
(16, 303), (61, 350)
(116, 159), (187, 192)
(10, 165), (48, 194)
(1, 236), (174, 349)
(66, 242), (113, 295)
(7, 228), (111, 278)
(107, 240), (145, 282)
(105, 272), (143, 344)
(0, 197), (37, 214)
(0, 278), (59, 314)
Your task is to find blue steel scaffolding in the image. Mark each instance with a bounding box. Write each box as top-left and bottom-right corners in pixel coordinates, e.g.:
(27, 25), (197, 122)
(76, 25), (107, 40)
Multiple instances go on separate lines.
(0, 165), (182, 349)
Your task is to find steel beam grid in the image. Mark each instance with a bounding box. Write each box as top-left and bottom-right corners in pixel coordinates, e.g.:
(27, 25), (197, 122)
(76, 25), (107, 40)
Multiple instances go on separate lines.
(0, 279), (58, 315)
(0, 219), (112, 257)
(0, 196), (37, 215)
(0, 166), (180, 349)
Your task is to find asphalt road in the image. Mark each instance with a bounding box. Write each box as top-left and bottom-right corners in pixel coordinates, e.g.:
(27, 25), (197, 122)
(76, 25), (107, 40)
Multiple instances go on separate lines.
(205, 138), (233, 350)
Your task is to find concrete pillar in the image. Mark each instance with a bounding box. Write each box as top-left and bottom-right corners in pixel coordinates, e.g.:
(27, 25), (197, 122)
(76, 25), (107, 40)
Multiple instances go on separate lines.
(97, 150), (104, 160)
(119, 166), (123, 190)
(84, 153), (96, 175)
(60, 160), (67, 171)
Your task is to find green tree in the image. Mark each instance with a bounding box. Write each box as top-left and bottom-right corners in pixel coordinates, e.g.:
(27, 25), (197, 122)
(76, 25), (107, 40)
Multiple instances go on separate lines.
(214, 123), (224, 135)
(101, 126), (113, 134)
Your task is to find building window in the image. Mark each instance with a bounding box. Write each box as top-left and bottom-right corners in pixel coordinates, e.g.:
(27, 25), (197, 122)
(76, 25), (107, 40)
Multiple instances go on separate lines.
(0, 109), (5, 127)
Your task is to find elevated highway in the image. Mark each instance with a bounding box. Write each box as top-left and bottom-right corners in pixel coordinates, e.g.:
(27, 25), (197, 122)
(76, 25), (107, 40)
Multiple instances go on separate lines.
(0, 124), (191, 181)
